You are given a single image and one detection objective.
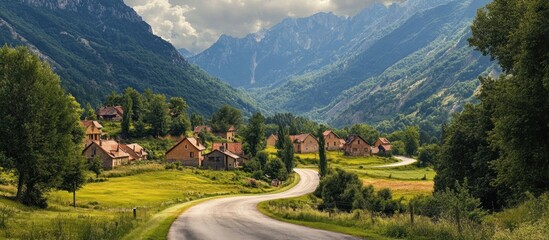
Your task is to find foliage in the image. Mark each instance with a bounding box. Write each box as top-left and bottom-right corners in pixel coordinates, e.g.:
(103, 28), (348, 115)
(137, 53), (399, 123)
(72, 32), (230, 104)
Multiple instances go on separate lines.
(390, 141), (405, 156)
(190, 113), (204, 129)
(468, 0), (549, 203)
(0, 46), (83, 207)
(81, 103), (97, 120)
(417, 144), (440, 167)
(264, 158), (288, 181)
(389, 126), (419, 156)
(210, 105), (242, 132)
(146, 94), (170, 138)
(121, 93), (133, 136)
(265, 113), (319, 135)
(242, 112), (265, 157)
(278, 132), (295, 174)
(316, 128), (328, 177)
(58, 158), (86, 207)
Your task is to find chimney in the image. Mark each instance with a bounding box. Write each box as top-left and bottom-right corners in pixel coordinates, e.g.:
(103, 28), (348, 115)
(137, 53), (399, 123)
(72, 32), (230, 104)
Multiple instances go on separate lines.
(99, 140), (102, 146)
(133, 145), (136, 151)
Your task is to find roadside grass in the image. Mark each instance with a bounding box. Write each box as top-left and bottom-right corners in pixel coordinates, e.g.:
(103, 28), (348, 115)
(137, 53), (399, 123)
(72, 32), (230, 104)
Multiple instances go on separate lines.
(0, 166), (290, 239)
(124, 172), (301, 240)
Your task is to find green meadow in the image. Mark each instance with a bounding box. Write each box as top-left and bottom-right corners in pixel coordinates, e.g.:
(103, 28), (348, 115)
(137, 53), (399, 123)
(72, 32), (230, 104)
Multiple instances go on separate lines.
(0, 164), (296, 239)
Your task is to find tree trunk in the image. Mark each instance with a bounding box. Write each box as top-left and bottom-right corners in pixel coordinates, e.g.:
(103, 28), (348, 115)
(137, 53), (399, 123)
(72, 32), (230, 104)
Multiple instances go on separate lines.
(16, 175), (24, 200)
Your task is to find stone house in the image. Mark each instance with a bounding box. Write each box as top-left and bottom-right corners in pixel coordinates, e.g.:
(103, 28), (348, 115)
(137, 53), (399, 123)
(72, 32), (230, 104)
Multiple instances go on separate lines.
(165, 137), (205, 167)
(82, 140), (130, 169)
(290, 134), (319, 154)
(373, 137), (392, 155)
(323, 130), (344, 151)
(343, 135), (371, 156)
(120, 143), (148, 161)
(202, 149), (240, 170)
(97, 106), (124, 121)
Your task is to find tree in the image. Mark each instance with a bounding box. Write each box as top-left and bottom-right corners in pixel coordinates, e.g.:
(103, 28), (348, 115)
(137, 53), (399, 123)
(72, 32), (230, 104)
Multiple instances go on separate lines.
(123, 87), (144, 121)
(190, 113), (204, 129)
(168, 97), (188, 117)
(417, 144), (440, 167)
(105, 91), (122, 106)
(146, 94), (170, 138)
(434, 104), (501, 208)
(468, 0), (549, 202)
(317, 128), (328, 177)
(314, 168), (362, 212)
(243, 112), (265, 157)
(278, 133), (295, 174)
(81, 103), (96, 120)
(0, 46), (84, 207)
(121, 94), (133, 137)
(390, 126), (420, 156)
(169, 97), (191, 136)
(255, 151), (269, 170)
(210, 105), (242, 132)
(88, 157), (103, 178)
(264, 158), (287, 181)
(275, 124), (286, 150)
(59, 158), (86, 207)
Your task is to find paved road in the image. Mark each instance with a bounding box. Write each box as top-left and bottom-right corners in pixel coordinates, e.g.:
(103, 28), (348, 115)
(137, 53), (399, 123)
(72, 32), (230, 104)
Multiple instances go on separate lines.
(372, 155), (417, 168)
(168, 169), (359, 240)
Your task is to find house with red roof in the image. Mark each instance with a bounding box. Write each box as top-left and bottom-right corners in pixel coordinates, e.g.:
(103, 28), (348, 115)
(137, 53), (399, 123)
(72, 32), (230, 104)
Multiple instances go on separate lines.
(343, 135), (371, 156)
(323, 130), (344, 151)
(290, 133), (319, 154)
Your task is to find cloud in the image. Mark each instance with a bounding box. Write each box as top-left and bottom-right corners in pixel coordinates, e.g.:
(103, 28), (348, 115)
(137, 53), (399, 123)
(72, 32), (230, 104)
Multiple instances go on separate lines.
(123, 0), (400, 53)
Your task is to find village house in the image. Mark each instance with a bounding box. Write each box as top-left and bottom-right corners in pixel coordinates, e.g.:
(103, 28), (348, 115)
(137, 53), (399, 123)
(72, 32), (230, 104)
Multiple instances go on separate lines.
(266, 134), (278, 147)
(214, 126), (237, 141)
(212, 142), (247, 165)
(203, 149), (240, 170)
(82, 140), (130, 169)
(290, 134), (319, 154)
(97, 106), (124, 121)
(343, 135), (371, 156)
(323, 130), (344, 151)
(120, 143), (149, 161)
(193, 125), (212, 138)
(81, 120), (103, 146)
(165, 137), (205, 167)
(373, 137), (393, 155)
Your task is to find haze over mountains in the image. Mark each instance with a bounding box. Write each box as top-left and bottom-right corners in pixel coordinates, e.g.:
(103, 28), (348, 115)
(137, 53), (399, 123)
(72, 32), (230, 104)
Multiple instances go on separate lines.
(190, 0), (497, 133)
(0, 0), (257, 115)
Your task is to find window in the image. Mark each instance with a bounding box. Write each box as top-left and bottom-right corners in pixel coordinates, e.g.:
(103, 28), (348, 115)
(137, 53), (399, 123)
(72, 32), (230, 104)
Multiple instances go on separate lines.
(353, 148), (357, 152)
(208, 157), (214, 161)
(184, 144), (188, 149)
(327, 143), (330, 147)
(358, 140), (361, 144)
(334, 141), (337, 146)
(190, 152), (194, 158)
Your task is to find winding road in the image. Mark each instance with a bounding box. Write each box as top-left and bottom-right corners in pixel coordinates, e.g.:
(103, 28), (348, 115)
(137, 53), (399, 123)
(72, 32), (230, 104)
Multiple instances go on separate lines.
(372, 155), (417, 168)
(168, 169), (359, 240)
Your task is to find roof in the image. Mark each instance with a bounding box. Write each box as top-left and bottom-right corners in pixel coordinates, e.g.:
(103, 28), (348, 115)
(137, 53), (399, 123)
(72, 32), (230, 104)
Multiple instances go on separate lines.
(97, 106), (123, 116)
(166, 137), (206, 154)
(323, 130), (342, 139)
(125, 143), (148, 156)
(212, 142), (243, 156)
(378, 138), (391, 145)
(205, 149), (240, 159)
(84, 140), (130, 159)
(193, 125), (212, 134)
(289, 133), (317, 143)
(379, 144), (392, 151)
(344, 135), (370, 146)
(81, 120), (103, 129)
(227, 126), (236, 132)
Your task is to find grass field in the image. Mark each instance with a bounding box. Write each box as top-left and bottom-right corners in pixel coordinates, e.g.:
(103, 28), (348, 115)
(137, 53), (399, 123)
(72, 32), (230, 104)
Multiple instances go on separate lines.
(0, 165), (291, 239)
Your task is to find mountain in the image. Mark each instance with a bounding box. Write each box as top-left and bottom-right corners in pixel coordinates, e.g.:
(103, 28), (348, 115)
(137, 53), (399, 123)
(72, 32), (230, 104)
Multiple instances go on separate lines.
(178, 48), (195, 58)
(0, 0), (257, 115)
(192, 0), (496, 135)
(189, 0), (455, 88)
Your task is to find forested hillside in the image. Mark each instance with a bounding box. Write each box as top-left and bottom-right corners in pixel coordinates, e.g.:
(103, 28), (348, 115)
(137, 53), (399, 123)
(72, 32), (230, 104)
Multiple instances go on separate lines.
(0, 0), (257, 116)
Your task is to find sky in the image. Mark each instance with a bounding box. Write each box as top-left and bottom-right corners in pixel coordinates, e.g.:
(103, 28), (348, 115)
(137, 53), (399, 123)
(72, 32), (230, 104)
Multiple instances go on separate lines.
(123, 0), (400, 53)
